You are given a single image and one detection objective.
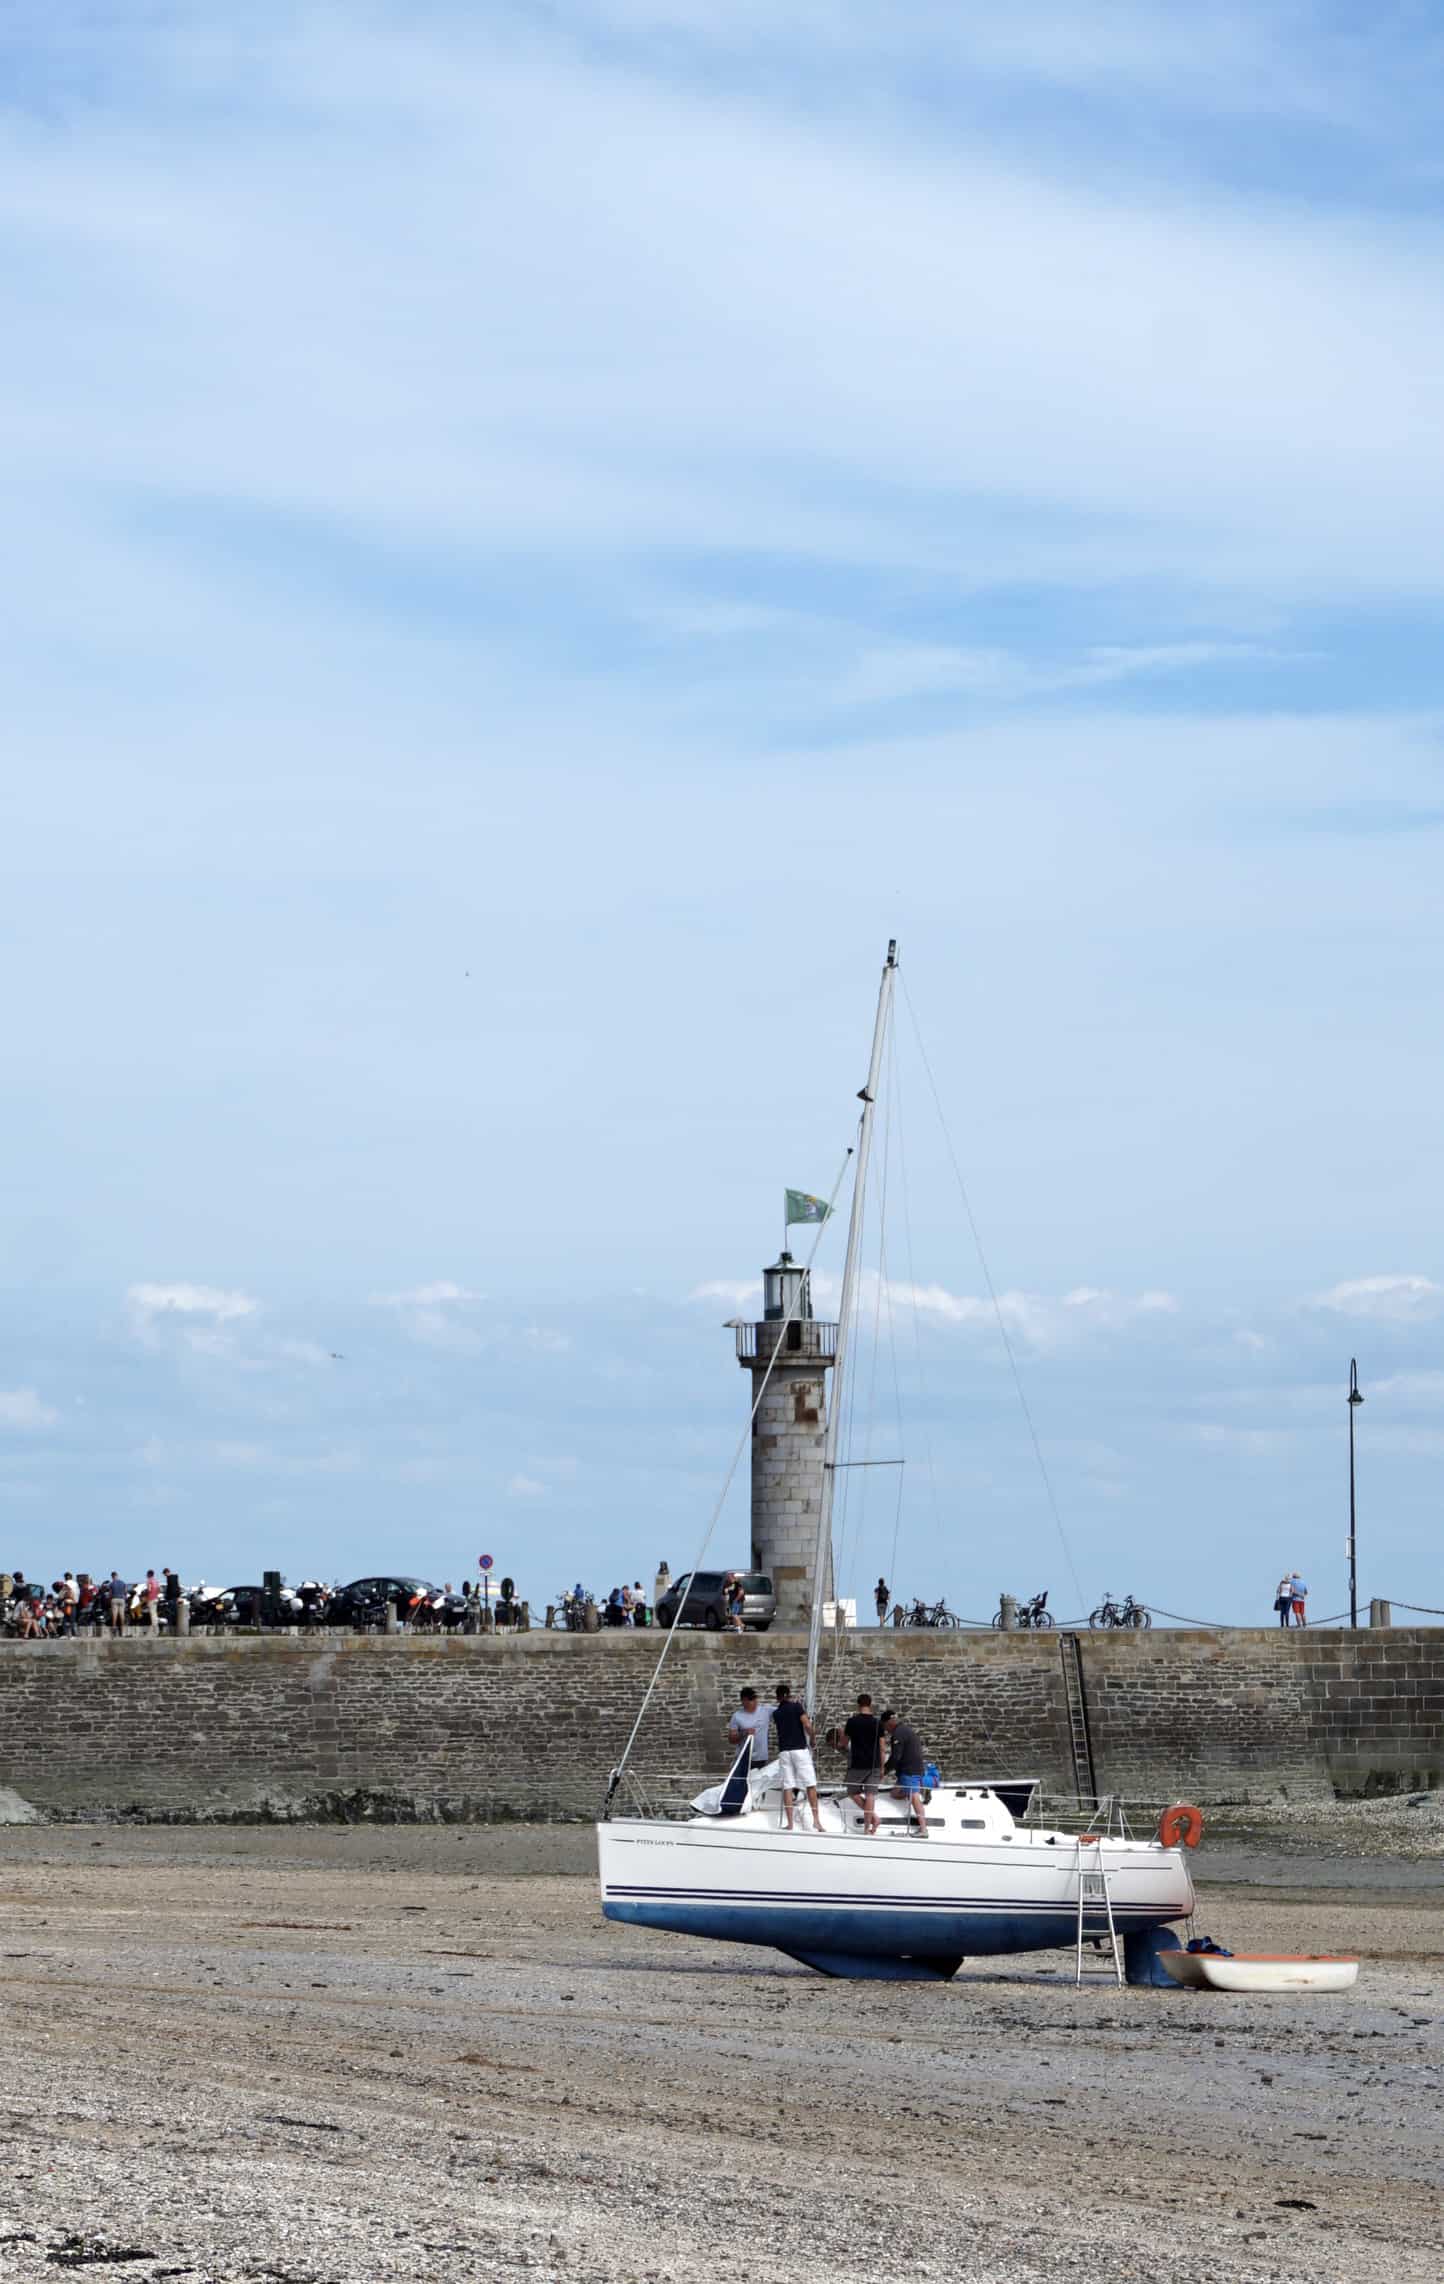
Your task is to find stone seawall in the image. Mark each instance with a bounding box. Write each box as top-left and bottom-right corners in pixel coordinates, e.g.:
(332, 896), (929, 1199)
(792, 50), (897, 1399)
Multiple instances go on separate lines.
(0, 1629), (1439, 1821)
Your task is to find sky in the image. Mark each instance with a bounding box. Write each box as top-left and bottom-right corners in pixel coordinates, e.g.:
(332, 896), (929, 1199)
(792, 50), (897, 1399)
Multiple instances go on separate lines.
(2, 2), (1442, 1623)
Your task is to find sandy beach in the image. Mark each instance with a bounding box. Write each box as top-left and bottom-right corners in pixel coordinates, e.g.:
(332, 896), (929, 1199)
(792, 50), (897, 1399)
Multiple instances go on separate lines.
(0, 1823), (1439, 2284)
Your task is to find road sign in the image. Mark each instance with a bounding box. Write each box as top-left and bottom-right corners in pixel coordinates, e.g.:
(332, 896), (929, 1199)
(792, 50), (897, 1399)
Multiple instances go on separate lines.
(479, 1553), (494, 1571)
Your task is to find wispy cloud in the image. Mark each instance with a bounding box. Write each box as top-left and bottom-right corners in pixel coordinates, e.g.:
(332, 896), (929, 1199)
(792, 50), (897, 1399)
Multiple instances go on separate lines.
(0, 1388), (60, 1432)
(506, 1473), (546, 1498)
(127, 1282), (260, 1352)
(372, 1280), (486, 1351)
(1311, 1273), (1441, 1321)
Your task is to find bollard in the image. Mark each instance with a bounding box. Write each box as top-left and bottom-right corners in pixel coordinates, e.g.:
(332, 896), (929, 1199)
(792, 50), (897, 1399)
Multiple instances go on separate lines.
(1369, 1597), (1392, 1628)
(385, 1597), (400, 1634)
(582, 1600), (601, 1633)
(544, 1604), (556, 1630)
(518, 1601), (531, 1631)
(174, 1596), (190, 1636)
(998, 1593), (1017, 1632)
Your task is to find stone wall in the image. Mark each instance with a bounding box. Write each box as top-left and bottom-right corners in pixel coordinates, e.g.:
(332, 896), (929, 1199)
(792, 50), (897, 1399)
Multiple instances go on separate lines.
(0, 1628), (1438, 1822)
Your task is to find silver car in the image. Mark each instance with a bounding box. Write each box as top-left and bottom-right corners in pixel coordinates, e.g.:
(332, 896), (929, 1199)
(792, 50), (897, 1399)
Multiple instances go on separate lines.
(656, 1569), (777, 1631)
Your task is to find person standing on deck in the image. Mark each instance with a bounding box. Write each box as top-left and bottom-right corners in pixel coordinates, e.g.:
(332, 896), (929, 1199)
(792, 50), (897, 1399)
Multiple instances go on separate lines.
(843, 1692), (883, 1834)
(727, 1686), (772, 1762)
(881, 1709), (930, 1838)
(773, 1683), (824, 1833)
(1289, 1571), (1308, 1627)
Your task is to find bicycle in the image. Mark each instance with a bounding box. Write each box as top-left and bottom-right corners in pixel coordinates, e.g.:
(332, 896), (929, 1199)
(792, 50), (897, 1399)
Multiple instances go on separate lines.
(892, 1596), (963, 1630)
(991, 1590), (1055, 1631)
(1089, 1591), (1151, 1631)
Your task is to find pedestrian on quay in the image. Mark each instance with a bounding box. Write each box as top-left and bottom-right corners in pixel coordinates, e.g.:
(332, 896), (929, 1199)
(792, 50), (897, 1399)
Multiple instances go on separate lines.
(874, 1576), (890, 1626)
(108, 1571), (126, 1635)
(842, 1691), (883, 1834)
(881, 1707), (930, 1838)
(1289, 1570), (1308, 1628)
(726, 1574), (746, 1633)
(1274, 1573), (1294, 1627)
(773, 1683), (825, 1834)
(726, 1685), (772, 1762)
(144, 1569), (161, 1630)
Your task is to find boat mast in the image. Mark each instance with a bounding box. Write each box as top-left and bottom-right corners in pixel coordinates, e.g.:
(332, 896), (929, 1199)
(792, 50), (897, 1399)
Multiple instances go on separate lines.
(804, 938), (897, 1720)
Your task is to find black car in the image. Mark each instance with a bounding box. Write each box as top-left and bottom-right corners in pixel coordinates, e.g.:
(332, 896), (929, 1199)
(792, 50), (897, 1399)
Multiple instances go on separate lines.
(326, 1575), (440, 1628)
(654, 1570), (776, 1631)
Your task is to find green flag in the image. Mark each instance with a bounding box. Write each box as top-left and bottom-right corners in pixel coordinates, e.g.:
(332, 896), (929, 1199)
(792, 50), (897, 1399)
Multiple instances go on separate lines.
(785, 1188), (831, 1226)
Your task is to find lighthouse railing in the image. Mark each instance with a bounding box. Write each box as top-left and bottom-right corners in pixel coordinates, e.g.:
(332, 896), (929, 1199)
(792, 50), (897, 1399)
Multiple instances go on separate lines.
(734, 1320), (838, 1363)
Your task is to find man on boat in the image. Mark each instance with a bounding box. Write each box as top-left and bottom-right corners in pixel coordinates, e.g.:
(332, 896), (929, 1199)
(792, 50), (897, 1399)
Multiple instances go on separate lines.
(773, 1683), (825, 1833)
(726, 1685), (772, 1760)
(881, 1708), (930, 1837)
(842, 1692), (882, 1834)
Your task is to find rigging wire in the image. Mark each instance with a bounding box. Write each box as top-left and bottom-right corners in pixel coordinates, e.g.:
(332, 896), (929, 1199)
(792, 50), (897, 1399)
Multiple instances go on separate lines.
(885, 1027), (935, 1592)
(898, 969), (1087, 1615)
(602, 1144), (854, 1814)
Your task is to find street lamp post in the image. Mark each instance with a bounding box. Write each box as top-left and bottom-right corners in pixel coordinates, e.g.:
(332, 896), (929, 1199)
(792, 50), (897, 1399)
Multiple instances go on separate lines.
(1347, 1359), (1364, 1628)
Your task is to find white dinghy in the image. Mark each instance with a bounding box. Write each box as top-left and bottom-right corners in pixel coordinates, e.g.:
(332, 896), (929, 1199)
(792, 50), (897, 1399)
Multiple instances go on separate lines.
(1161, 1951), (1358, 1993)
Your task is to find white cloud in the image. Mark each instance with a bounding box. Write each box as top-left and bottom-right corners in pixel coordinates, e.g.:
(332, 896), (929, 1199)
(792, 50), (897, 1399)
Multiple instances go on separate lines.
(1233, 1328), (1271, 1353)
(1311, 1273), (1441, 1321)
(1191, 1423), (1294, 1456)
(506, 1473), (546, 1498)
(372, 1279), (485, 1350)
(1370, 1369), (1444, 1406)
(128, 1280), (259, 1348)
(689, 1279), (763, 1309)
(212, 1440), (266, 1468)
(374, 1280), (483, 1308)
(0, 1387), (60, 1431)
(693, 1272), (1180, 1349)
(523, 1326), (572, 1354)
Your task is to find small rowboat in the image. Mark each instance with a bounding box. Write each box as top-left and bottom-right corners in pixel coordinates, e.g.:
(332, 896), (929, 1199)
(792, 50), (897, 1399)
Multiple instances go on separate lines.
(1161, 1951), (1358, 1993)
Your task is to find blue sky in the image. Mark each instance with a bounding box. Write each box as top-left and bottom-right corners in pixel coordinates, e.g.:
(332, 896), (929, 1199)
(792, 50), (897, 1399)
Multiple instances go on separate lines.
(2, 2), (1442, 1621)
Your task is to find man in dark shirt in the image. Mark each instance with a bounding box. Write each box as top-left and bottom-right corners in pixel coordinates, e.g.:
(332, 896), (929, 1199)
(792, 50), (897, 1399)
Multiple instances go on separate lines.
(773, 1683), (825, 1834)
(881, 1708), (929, 1837)
(843, 1692), (882, 1834)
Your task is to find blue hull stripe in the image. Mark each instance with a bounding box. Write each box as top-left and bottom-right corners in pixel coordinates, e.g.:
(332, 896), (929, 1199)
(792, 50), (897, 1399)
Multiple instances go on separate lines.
(603, 1897), (1176, 1959)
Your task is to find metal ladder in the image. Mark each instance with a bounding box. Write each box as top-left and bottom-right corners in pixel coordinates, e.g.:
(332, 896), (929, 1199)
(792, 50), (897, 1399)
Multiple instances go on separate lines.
(1074, 1840), (1123, 1988)
(1058, 1634), (1097, 1808)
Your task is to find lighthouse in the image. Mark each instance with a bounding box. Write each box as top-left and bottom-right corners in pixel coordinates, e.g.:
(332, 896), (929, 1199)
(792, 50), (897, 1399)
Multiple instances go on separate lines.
(734, 1251), (837, 1629)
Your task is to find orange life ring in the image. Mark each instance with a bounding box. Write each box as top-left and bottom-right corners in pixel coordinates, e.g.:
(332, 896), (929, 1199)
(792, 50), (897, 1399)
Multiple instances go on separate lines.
(1158, 1802), (1204, 1850)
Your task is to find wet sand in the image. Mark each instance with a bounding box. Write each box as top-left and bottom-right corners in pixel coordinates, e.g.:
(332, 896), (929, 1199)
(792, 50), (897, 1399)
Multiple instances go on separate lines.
(0, 1824), (1439, 2283)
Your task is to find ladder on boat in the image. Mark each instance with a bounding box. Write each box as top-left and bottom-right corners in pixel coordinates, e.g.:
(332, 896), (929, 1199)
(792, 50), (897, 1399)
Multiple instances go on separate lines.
(1074, 1840), (1123, 1988)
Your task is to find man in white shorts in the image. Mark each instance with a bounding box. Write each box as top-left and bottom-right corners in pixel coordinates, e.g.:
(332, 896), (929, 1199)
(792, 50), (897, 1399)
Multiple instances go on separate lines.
(772, 1683), (824, 1833)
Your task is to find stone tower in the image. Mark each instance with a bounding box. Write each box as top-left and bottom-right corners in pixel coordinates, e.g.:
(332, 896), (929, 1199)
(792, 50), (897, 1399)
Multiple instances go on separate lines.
(735, 1251), (837, 1630)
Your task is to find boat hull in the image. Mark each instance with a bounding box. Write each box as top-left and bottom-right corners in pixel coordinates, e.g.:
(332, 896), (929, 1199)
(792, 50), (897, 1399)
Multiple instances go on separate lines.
(598, 1820), (1194, 1975)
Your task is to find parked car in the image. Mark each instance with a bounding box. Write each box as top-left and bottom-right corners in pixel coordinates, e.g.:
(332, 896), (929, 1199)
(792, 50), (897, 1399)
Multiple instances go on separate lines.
(212, 1583), (303, 1626)
(326, 1575), (440, 1627)
(654, 1570), (776, 1632)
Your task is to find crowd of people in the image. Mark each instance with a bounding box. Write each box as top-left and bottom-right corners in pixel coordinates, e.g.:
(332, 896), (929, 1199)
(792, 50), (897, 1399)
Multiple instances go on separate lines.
(725, 1682), (933, 1837)
(0, 1569), (525, 1638)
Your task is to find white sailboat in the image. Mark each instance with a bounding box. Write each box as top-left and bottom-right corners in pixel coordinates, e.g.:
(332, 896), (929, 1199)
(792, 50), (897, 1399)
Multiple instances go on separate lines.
(597, 943), (1198, 1982)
